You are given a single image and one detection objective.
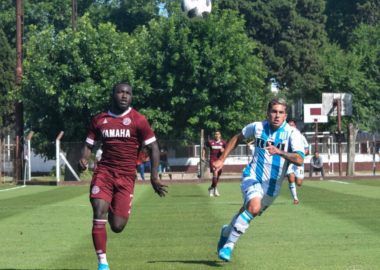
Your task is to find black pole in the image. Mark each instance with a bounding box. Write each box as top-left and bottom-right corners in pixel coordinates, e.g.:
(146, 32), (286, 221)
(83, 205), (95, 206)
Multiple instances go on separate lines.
(15, 0), (24, 182)
(72, 0), (77, 31)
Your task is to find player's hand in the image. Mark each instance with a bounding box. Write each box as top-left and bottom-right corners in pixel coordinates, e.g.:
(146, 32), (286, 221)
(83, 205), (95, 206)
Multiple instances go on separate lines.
(266, 144), (281, 155)
(150, 178), (168, 197)
(78, 158), (88, 172)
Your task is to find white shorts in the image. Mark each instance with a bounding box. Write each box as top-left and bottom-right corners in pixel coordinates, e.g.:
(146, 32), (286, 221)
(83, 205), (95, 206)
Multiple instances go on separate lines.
(286, 164), (304, 179)
(240, 179), (276, 215)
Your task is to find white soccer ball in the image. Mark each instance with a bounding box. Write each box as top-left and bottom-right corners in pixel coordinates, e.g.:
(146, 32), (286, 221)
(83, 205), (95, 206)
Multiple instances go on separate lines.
(181, 0), (212, 18)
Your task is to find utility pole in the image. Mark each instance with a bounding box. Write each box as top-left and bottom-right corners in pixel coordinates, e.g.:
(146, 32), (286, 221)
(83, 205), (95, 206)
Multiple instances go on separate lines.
(72, 0), (77, 31)
(15, 0), (24, 182)
(314, 119), (318, 153)
(334, 98), (343, 176)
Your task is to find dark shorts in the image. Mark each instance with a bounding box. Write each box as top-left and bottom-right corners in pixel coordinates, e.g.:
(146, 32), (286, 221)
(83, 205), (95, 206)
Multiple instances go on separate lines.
(90, 169), (135, 219)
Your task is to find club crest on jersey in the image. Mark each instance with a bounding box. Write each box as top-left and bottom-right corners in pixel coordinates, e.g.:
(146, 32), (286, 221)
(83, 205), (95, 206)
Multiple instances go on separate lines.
(91, 185), (100, 195)
(102, 118), (108, 124)
(123, 118), (131, 126)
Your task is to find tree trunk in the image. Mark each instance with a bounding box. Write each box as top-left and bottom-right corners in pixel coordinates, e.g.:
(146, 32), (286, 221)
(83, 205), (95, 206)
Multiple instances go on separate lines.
(346, 123), (358, 176)
(0, 136), (2, 183)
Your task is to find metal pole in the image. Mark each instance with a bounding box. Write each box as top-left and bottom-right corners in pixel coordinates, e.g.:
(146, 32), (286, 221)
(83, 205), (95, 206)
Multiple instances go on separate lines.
(373, 134), (376, 176)
(7, 135), (10, 159)
(15, 0), (24, 182)
(56, 131), (64, 182)
(336, 98), (343, 176)
(314, 119), (318, 153)
(199, 129), (204, 179)
(26, 131), (34, 181)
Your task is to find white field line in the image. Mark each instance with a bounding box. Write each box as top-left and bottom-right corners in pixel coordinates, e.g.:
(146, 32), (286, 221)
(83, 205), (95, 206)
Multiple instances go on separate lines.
(327, 180), (350, 185)
(0, 185), (26, 192)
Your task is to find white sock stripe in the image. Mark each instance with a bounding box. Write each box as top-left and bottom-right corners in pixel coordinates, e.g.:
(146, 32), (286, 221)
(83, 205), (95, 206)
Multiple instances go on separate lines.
(93, 219), (107, 223)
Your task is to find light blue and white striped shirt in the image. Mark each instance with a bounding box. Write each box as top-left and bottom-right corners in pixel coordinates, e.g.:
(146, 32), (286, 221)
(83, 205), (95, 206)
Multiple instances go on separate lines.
(241, 120), (305, 197)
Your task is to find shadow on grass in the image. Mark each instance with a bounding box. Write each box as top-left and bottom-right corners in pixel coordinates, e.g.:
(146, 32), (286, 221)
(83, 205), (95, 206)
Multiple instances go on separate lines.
(170, 195), (205, 197)
(0, 269), (88, 270)
(147, 260), (224, 267)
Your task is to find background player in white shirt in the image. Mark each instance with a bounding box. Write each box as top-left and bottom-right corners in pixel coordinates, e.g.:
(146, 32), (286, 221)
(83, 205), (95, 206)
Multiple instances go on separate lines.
(286, 119), (309, 204)
(213, 98), (305, 262)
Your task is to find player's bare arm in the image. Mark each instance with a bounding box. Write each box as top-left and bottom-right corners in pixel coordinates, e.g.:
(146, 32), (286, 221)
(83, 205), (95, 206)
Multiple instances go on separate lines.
(146, 141), (168, 197)
(266, 144), (304, 166)
(213, 133), (244, 171)
(78, 143), (93, 171)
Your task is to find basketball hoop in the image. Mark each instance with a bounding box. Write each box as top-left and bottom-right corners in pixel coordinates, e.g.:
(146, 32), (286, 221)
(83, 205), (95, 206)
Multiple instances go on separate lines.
(303, 104), (328, 123)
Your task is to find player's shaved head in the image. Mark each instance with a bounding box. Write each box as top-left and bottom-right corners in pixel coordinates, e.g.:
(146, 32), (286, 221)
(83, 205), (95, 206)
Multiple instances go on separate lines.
(112, 82), (132, 94)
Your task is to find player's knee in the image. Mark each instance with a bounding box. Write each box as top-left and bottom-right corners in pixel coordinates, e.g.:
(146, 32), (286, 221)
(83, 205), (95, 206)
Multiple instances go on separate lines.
(110, 222), (127, 233)
(246, 204), (260, 216)
(93, 209), (108, 220)
(296, 180), (303, 186)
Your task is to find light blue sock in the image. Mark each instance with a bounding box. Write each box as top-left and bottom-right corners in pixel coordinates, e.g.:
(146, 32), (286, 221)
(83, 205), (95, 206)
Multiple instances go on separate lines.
(225, 210), (254, 248)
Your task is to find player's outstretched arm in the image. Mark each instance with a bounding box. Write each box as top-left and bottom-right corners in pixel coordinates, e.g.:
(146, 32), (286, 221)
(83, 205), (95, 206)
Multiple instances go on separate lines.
(147, 141), (168, 197)
(213, 133), (244, 172)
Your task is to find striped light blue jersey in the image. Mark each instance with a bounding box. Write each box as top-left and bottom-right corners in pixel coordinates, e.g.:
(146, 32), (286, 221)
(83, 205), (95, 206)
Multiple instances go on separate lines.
(241, 120), (305, 197)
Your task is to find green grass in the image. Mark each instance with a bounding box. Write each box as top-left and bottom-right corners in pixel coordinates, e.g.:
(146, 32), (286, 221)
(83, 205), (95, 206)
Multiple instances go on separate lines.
(0, 179), (380, 270)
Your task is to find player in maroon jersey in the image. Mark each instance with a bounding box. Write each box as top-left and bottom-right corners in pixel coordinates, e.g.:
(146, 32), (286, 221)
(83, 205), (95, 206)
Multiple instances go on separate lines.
(202, 131), (226, 196)
(78, 82), (167, 270)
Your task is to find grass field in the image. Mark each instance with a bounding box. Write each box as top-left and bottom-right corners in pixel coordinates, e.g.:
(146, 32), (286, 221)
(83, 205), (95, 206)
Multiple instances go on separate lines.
(1, 179), (380, 270)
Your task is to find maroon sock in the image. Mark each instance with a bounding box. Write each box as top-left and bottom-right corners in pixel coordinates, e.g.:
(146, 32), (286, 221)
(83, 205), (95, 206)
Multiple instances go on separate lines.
(92, 219), (107, 255)
(211, 176), (218, 188)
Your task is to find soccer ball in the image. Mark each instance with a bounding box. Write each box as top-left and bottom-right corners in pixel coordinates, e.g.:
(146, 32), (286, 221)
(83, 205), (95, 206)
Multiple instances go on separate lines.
(181, 0), (212, 18)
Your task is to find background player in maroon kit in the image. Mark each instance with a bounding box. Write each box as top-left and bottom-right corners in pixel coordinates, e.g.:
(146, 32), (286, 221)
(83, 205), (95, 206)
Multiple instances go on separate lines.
(78, 82), (167, 270)
(202, 131), (226, 196)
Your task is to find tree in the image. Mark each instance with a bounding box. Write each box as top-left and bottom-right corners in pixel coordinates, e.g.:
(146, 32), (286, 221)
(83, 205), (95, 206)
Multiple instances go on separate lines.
(108, 0), (159, 33)
(216, 0), (328, 104)
(325, 0), (380, 48)
(0, 0), (97, 45)
(0, 28), (15, 134)
(132, 10), (268, 140)
(22, 15), (140, 180)
(319, 24), (380, 175)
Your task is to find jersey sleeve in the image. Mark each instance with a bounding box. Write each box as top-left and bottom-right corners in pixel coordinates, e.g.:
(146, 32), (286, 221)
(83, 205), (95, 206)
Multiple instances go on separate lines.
(289, 130), (305, 158)
(137, 115), (156, 146)
(85, 117), (98, 146)
(242, 122), (257, 139)
(222, 140), (227, 148)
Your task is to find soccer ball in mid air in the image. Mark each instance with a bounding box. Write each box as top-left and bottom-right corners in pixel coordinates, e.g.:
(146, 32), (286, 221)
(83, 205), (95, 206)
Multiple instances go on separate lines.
(181, 0), (212, 18)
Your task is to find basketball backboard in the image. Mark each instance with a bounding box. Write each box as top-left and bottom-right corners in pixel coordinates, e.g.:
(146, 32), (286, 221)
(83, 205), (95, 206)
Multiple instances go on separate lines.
(322, 93), (352, 116)
(303, 104), (328, 123)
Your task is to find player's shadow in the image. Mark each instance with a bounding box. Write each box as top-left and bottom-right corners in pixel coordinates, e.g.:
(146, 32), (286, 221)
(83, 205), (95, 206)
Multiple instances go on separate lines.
(148, 260), (224, 267)
(171, 195), (204, 197)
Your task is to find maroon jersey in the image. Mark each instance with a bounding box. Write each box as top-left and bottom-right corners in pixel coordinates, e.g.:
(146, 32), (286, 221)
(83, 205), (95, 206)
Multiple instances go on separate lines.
(85, 108), (156, 176)
(205, 139), (226, 161)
